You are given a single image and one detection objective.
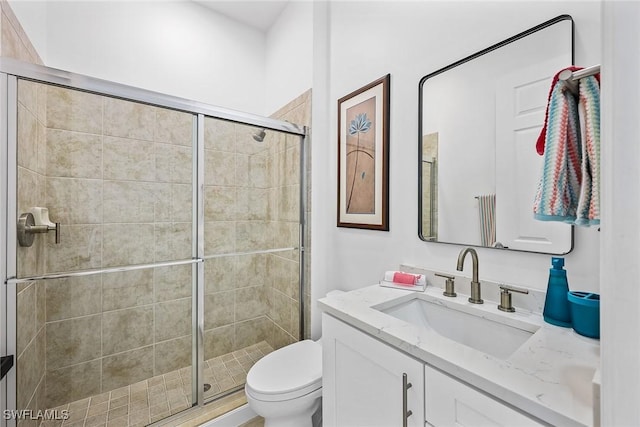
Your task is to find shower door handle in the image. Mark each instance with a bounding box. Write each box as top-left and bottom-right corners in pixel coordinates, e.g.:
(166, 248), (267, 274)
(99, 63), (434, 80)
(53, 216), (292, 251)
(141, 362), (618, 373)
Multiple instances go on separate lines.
(18, 212), (61, 247)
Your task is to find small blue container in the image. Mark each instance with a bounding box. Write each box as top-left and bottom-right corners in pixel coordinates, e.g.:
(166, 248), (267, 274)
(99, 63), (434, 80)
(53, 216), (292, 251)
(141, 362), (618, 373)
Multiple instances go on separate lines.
(568, 291), (600, 339)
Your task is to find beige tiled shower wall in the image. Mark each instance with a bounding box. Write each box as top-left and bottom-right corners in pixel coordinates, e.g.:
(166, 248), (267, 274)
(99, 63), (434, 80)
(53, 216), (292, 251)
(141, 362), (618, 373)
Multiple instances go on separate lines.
(202, 90), (311, 359)
(16, 76), (47, 427)
(203, 118), (280, 360)
(0, 0), (43, 66)
(16, 80), (196, 409)
(268, 89), (312, 343)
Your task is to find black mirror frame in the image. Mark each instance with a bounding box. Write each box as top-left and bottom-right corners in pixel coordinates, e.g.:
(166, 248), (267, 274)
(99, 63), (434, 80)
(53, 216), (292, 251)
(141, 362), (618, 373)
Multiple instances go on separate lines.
(418, 14), (575, 255)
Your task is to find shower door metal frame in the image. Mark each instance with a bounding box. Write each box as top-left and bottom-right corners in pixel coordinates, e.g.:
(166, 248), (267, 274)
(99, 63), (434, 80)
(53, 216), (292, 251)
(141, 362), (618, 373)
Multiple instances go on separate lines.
(2, 74), (18, 427)
(0, 58), (308, 426)
(0, 71), (10, 427)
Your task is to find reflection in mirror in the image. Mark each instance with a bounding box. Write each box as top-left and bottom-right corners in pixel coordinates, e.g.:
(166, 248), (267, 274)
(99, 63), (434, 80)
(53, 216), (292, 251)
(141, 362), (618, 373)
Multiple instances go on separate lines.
(421, 133), (438, 240)
(419, 15), (574, 254)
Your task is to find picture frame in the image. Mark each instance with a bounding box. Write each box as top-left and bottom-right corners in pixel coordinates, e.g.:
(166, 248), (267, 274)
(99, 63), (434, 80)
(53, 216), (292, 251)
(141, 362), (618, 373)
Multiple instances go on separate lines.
(337, 74), (390, 230)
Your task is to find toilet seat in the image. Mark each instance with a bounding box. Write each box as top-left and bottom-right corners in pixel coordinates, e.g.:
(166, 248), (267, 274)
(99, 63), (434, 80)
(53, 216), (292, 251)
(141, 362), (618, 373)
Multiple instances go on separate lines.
(245, 339), (322, 402)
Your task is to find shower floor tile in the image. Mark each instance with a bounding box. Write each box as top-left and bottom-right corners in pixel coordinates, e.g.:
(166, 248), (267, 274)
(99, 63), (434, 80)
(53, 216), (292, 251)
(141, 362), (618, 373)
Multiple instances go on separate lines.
(41, 341), (274, 427)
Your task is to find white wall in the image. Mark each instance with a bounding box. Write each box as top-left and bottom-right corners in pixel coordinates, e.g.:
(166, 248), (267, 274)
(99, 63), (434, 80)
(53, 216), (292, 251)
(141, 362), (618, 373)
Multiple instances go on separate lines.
(10, 0), (316, 118)
(265, 1), (313, 114)
(310, 1), (601, 336)
(424, 67), (496, 244)
(310, 0), (330, 339)
(10, 0), (268, 114)
(601, 2), (640, 425)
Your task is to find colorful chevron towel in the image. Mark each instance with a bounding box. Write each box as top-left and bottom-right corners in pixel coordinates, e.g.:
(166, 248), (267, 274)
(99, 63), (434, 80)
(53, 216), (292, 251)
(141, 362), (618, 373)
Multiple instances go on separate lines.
(575, 75), (600, 226)
(536, 66), (583, 155)
(533, 68), (601, 226)
(533, 77), (582, 222)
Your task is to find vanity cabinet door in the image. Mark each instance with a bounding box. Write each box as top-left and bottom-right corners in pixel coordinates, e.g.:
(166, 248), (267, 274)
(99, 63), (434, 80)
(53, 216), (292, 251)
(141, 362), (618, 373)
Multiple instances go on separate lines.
(425, 365), (544, 426)
(323, 314), (425, 427)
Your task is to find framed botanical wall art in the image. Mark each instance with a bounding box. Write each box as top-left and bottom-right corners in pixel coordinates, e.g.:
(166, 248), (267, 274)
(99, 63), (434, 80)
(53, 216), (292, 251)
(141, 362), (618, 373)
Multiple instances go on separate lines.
(337, 74), (390, 230)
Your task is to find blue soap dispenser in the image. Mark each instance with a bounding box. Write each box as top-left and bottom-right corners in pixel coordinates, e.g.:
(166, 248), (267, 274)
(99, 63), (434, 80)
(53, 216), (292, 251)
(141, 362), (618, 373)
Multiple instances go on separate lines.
(542, 257), (572, 327)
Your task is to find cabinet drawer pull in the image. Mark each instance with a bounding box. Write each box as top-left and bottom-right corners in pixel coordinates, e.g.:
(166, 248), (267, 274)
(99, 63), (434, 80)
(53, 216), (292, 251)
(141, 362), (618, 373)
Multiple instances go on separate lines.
(402, 373), (413, 427)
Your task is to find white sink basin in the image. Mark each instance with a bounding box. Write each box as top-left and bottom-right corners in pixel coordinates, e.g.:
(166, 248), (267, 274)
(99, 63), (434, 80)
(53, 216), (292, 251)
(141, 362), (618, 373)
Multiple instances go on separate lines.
(378, 296), (539, 359)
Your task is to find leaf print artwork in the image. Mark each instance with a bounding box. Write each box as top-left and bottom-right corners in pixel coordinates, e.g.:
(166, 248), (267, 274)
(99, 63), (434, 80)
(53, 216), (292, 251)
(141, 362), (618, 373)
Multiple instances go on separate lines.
(345, 97), (376, 214)
(349, 113), (372, 135)
(337, 73), (389, 230)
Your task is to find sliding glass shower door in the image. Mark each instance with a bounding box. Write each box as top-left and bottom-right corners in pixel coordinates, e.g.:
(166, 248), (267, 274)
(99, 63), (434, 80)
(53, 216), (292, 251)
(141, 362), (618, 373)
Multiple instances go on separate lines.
(1, 60), (306, 427)
(201, 117), (302, 402)
(12, 78), (197, 425)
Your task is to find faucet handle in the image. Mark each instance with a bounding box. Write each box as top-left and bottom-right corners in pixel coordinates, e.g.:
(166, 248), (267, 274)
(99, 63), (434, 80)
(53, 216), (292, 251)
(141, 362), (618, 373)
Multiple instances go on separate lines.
(434, 273), (456, 297)
(498, 285), (529, 312)
(500, 284), (529, 294)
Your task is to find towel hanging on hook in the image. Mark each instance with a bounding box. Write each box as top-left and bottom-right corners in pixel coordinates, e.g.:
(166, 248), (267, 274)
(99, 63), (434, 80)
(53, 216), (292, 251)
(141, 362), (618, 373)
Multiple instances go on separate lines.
(476, 194), (496, 247)
(574, 73), (601, 225)
(533, 75), (581, 222)
(533, 65), (601, 226)
(536, 66), (582, 156)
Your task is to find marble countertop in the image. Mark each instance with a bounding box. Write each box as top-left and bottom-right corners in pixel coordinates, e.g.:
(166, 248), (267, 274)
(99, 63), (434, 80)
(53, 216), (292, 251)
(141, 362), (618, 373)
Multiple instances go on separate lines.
(318, 283), (600, 427)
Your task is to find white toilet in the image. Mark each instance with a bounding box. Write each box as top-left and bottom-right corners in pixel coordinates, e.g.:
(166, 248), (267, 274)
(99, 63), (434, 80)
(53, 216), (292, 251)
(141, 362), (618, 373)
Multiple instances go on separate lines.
(245, 339), (322, 427)
(245, 290), (343, 427)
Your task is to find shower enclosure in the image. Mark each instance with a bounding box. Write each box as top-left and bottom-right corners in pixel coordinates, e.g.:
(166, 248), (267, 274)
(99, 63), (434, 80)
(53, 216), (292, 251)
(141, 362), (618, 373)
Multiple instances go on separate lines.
(0, 59), (308, 427)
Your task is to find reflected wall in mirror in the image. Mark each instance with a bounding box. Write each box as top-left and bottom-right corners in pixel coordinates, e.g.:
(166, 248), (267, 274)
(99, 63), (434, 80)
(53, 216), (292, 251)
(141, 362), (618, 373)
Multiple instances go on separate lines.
(419, 15), (574, 254)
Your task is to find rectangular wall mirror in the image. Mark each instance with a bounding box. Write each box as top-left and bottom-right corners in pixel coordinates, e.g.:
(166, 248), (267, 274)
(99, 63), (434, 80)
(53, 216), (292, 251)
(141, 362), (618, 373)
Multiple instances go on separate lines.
(419, 15), (574, 254)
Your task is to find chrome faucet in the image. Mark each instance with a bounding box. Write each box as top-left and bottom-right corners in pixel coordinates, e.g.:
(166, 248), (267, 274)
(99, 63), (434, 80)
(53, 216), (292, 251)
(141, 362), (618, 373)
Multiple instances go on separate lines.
(456, 247), (483, 304)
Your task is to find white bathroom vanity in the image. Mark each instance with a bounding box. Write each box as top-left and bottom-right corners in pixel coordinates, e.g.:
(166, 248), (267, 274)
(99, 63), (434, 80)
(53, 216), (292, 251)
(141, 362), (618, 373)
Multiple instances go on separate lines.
(319, 274), (600, 427)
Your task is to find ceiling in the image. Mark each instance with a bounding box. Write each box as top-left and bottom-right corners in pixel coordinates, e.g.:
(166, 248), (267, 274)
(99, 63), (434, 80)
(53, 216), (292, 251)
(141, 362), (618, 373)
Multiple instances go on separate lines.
(193, 1), (290, 32)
